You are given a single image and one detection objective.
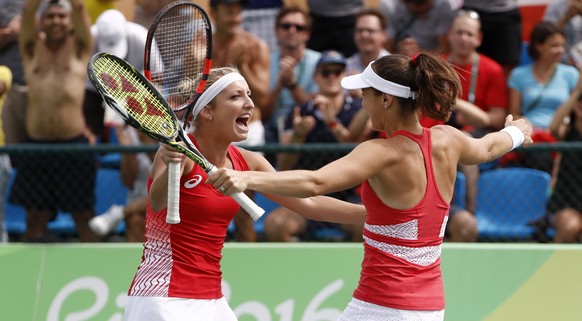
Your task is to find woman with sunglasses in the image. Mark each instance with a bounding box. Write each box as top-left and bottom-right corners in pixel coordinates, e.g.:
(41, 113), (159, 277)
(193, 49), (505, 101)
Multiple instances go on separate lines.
(263, 50), (370, 242)
(208, 53), (533, 320)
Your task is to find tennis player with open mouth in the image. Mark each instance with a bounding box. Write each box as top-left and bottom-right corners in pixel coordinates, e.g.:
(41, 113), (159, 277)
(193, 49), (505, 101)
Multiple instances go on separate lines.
(115, 66), (366, 321)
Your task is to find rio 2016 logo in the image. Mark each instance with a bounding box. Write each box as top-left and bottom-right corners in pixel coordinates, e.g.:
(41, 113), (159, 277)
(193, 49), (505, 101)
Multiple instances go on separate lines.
(47, 277), (346, 321)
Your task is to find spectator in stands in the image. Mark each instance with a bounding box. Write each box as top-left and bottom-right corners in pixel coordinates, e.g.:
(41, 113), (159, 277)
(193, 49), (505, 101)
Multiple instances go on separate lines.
(547, 74), (582, 243)
(242, 0), (282, 53)
(210, 0), (269, 145)
(543, 0), (582, 65)
(508, 22), (579, 131)
(306, 0), (364, 57)
(442, 10), (510, 240)
(0, 0), (24, 242)
(379, 0), (456, 56)
(447, 10), (509, 133)
(508, 21), (579, 172)
(1, 0), (27, 148)
(263, 6), (320, 151)
(442, 9), (512, 241)
(346, 8), (390, 76)
(343, 8), (390, 140)
(0, 65), (12, 242)
(264, 50), (366, 242)
(462, 0), (522, 79)
(89, 125), (156, 242)
(9, 0), (98, 242)
(210, 0), (270, 241)
(83, 9), (150, 142)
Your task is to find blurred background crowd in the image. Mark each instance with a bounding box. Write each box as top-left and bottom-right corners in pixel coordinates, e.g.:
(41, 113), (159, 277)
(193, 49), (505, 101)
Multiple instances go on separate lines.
(1, 0), (581, 244)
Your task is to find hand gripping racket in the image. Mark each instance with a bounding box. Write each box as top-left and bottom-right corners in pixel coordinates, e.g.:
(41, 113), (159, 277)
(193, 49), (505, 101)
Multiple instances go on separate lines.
(144, 1), (213, 223)
(88, 53), (264, 223)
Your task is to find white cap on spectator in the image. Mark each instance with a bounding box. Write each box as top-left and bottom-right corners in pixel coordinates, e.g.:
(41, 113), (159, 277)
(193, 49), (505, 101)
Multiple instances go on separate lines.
(96, 10), (128, 58)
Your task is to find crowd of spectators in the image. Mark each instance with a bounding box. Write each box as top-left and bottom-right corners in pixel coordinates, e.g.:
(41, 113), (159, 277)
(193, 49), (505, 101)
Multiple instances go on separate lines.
(1, 0), (582, 244)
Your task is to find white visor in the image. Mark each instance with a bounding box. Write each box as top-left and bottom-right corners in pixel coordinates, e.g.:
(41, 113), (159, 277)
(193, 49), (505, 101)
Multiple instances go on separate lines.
(341, 62), (417, 100)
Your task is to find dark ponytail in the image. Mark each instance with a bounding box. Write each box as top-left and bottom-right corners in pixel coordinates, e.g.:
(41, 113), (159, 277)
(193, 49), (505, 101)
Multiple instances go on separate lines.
(372, 53), (460, 121)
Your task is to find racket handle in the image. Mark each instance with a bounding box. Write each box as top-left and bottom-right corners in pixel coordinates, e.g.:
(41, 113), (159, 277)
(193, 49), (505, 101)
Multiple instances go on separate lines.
(207, 167), (265, 221)
(166, 162), (181, 224)
(231, 191), (265, 222)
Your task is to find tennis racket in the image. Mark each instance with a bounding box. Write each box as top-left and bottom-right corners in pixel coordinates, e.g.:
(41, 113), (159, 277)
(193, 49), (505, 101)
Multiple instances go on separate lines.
(144, 1), (213, 224)
(88, 53), (265, 223)
(144, 0), (212, 121)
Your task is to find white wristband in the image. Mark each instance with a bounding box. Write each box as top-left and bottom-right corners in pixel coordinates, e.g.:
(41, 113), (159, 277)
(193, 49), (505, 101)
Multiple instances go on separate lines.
(501, 126), (525, 151)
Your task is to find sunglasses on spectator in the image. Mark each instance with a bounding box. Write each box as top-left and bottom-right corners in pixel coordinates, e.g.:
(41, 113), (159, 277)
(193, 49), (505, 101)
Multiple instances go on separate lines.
(456, 9), (480, 20)
(278, 23), (307, 32)
(320, 68), (344, 77)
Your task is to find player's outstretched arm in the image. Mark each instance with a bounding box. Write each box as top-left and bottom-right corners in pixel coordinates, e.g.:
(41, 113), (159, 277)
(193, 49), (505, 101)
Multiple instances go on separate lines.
(454, 114), (533, 166)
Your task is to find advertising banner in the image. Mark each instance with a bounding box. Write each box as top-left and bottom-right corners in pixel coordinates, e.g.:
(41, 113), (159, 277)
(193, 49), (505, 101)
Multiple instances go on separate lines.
(1, 243), (581, 321)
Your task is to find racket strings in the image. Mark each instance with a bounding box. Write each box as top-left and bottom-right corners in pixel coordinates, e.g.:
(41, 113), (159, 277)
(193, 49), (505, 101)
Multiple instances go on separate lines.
(92, 57), (178, 138)
(150, 7), (210, 111)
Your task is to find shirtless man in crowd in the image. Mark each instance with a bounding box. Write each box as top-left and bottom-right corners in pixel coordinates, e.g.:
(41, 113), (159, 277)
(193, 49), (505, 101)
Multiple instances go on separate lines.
(10, 0), (98, 242)
(210, 0), (270, 114)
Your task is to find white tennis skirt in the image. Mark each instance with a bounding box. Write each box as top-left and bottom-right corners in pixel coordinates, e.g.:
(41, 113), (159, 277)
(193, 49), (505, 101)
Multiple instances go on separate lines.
(338, 297), (445, 321)
(123, 296), (237, 321)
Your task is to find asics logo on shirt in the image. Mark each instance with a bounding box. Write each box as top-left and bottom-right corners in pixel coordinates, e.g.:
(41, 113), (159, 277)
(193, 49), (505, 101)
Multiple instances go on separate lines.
(184, 175), (203, 189)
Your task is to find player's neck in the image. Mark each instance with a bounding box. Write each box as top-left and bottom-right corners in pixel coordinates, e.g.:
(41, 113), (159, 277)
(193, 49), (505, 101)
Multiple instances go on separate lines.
(191, 132), (230, 166)
(397, 116), (423, 135)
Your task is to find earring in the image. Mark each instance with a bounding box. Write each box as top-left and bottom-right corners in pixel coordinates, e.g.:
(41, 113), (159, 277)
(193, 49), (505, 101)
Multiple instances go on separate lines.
(384, 103), (387, 109)
(209, 116), (213, 120)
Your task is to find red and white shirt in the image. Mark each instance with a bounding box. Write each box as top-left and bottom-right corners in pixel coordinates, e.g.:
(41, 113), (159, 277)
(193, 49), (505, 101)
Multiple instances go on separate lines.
(354, 128), (449, 310)
(128, 137), (249, 299)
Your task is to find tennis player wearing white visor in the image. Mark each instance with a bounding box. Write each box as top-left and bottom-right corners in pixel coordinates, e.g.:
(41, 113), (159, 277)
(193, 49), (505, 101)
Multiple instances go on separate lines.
(207, 53), (532, 321)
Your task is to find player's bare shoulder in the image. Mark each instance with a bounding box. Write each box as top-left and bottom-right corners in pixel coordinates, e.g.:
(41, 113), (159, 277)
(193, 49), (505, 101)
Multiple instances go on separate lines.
(429, 124), (467, 152)
(352, 137), (401, 166)
(430, 124), (454, 140)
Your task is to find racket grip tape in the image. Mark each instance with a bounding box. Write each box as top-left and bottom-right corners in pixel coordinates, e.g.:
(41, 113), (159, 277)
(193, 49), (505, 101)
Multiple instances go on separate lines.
(206, 167), (265, 221)
(231, 192), (265, 221)
(166, 162), (181, 224)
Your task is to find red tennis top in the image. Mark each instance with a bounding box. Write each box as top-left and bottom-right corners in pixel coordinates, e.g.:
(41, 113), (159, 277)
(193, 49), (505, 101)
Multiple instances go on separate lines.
(353, 128), (450, 310)
(128, 138), (248, 299)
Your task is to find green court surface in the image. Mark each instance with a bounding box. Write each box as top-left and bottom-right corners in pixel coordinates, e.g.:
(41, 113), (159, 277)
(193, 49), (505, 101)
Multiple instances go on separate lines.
(1, 243), (581, 321)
